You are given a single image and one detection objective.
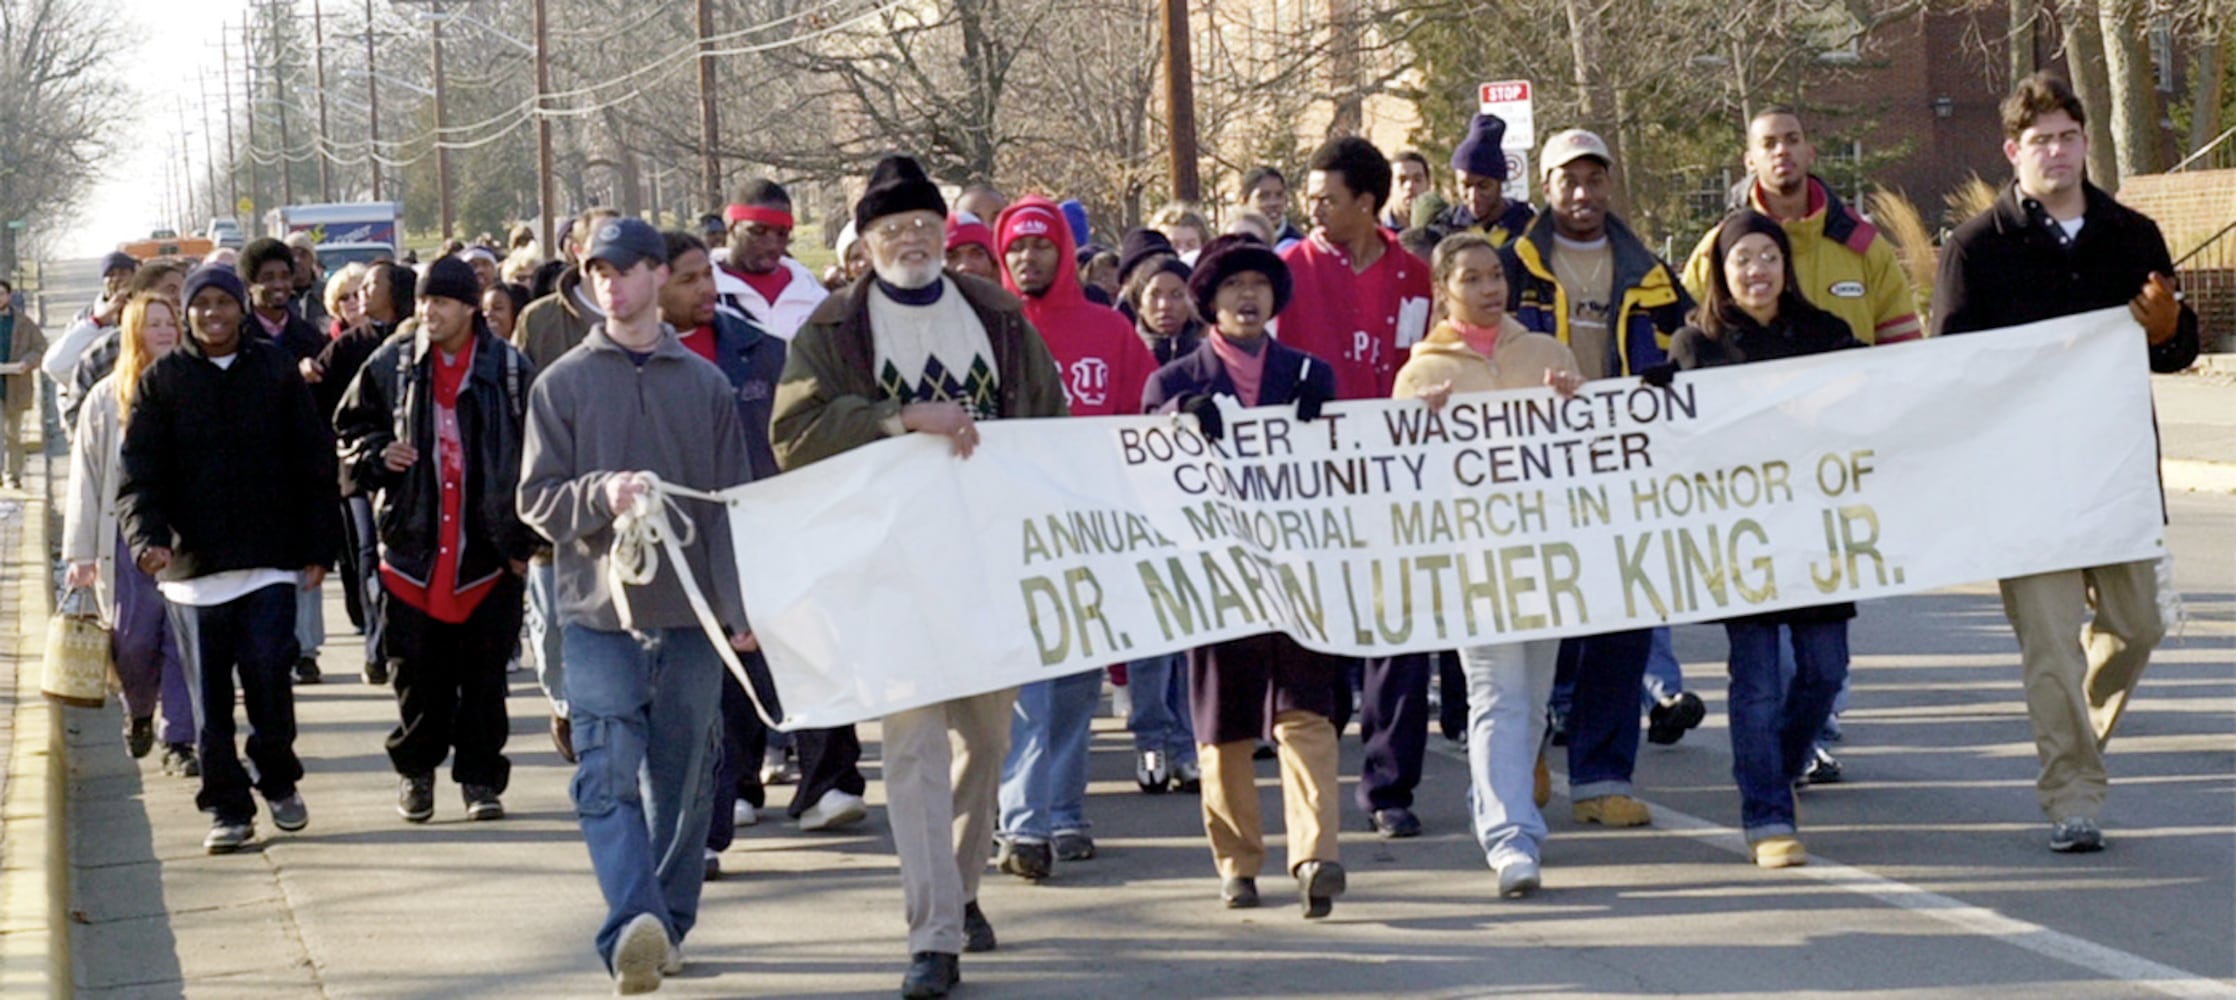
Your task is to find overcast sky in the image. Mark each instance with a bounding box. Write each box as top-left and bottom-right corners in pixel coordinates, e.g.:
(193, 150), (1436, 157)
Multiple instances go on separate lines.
(62, 0), (247, 258)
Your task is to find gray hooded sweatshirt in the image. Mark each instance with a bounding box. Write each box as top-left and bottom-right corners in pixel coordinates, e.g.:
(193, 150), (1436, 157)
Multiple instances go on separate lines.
(518, 323), (753, 634)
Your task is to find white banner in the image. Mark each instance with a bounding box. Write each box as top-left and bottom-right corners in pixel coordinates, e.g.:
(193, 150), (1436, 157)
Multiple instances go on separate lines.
(723, 309), (2164, 729)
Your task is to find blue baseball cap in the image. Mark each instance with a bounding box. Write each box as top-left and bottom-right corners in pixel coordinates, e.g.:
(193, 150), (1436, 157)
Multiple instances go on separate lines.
(582, 217), (667, 272)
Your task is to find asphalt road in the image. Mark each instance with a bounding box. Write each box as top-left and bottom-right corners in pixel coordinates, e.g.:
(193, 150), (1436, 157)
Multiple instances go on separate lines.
(58, 491), (2232, 999)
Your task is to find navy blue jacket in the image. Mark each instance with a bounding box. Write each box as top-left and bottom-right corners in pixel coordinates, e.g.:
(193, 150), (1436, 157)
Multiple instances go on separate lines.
(1140, 335), (1335, 414)
(706, 311), (786, 483)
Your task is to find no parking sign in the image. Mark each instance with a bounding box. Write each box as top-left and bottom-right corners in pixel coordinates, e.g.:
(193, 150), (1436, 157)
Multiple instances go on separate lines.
(1479, 80), (1535, 202)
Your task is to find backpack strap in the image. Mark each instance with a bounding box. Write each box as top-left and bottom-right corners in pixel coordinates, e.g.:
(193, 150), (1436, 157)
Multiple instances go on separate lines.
(391, 339), (415, 446)
(504, 343), (524, 423)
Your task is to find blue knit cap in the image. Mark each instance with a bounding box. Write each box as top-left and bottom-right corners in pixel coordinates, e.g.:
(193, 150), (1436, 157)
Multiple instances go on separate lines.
(1450, 113), (1510, 180)
(181, 264), (247, 312)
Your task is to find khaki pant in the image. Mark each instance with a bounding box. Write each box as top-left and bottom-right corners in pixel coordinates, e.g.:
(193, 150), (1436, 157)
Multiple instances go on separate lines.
(1998, 559), (2164, 822)
(880, 687), (1016, 955)
(1198, 709), (1340, 880)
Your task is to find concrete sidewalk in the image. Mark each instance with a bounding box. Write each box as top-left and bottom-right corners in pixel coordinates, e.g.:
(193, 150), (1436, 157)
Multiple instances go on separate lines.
(2155, 364), (2236, 493)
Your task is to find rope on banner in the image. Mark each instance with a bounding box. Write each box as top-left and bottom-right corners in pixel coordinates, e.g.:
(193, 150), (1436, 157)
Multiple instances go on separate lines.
(607, 473), (787, 730)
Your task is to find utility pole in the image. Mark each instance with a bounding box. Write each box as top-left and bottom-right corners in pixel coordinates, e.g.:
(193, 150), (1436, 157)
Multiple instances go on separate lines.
(198, 76), (220, 221)
(271, 0), (295, 207)
(221, 30), (239, 218)
(1160, 0), (1199, 202)
(697, 0), (721, 212)
(174, 95), (196, 225)
(243, 19), (261, 234)
(364, 0), (382, 201)
(534, 0), (555, 253)
(431, 0), (453, 238)
(313, 0), (333, 201)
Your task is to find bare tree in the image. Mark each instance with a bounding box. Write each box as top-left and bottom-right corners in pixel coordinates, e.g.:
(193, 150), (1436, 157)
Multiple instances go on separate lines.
(0, 0), (128, 272)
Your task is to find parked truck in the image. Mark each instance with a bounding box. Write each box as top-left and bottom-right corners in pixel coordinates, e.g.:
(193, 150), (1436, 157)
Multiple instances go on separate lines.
(263, 202), (403, 271)
(118, 227), (214, 262)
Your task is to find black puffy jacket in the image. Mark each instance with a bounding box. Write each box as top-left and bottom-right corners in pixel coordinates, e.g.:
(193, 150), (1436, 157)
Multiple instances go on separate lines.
(333, 323), (540, 595)
(118, 335), (341, 580)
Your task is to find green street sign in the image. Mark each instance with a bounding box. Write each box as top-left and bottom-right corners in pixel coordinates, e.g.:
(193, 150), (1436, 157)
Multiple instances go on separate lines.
(4, 220), (24, 231)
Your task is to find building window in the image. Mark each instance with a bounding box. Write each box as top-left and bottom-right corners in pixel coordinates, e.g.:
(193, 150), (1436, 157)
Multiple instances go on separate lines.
(1822, 138), (1866, 205)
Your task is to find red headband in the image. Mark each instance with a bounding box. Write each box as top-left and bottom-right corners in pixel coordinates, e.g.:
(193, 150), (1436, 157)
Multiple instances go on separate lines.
(724, 204), (795, 229)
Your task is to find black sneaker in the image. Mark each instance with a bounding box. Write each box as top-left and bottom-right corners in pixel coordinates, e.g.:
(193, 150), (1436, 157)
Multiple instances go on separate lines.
(398, 773), (435, 823)
(961, 900), (996, 953)
(1800, 747), (1843, 785)
(2049, 817), (2104, 853)
(125, 715), (155, 759)
(161, 742), (200, 778)
(900, 951), (960, 999)
(1221, 876), (1259, 909)
(1295, 860), (1346, 919)
(462, 784), (504, 821)
(1052, 830), (1095, 861)
(1370, 807), (1423, 838)
(294, 656), (323, 685)
(996, 839), (1051, 881)
(1548, 707), (1570, 747)
(1646, 690), (1706, 746)
(361, 659), (390, 686)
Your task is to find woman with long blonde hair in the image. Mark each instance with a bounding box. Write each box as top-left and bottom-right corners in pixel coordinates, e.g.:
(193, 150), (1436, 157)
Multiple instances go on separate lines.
(64, 291), (197, 776)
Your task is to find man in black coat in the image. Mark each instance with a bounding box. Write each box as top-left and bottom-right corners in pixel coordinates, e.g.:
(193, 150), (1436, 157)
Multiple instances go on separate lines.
(334, 258), (539, 825)
(118, 264), (341, 855)
(1933, 72), (2199, 856)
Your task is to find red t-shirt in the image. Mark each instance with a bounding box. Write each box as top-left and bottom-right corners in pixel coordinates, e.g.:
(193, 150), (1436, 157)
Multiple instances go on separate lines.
(1273, 229), (1433, 399)
(381, 338), (500, 624)
(725, 264), (792, 307)
(679, 324), (720, 364)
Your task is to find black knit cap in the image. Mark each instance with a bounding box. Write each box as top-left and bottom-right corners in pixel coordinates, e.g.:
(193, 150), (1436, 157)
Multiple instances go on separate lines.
(854, 155), (948, 232)
(1116, 227), (1176, 287)
(416, 257), (482, 308)
(1188, 234), (1291, 321)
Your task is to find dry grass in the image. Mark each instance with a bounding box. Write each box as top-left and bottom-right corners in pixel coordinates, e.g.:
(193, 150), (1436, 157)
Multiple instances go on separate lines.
(1944, 174), (2000, 228)
(1866, 186), (1940, 318)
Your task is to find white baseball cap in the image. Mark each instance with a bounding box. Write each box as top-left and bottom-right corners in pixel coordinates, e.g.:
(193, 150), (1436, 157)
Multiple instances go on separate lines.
(1541, 129), (1613, 178)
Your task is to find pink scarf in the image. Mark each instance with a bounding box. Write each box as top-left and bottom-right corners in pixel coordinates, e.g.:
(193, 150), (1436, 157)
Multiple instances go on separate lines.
(1450, 317), (1502, 358)
(1208, 333), (1269, 407)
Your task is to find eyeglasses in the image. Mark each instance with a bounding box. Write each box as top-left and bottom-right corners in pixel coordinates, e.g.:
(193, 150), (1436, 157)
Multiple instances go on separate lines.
(873, 216), (940, 241)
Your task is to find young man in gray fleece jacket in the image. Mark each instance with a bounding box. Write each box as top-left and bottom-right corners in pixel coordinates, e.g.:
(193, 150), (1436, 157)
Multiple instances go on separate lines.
(517, 216), (757, 996)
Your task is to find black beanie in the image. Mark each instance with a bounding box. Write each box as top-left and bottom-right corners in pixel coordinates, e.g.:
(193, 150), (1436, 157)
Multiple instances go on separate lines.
(854, 155), (948, 232)
(417, 257), (482, 308)
(1188, 234), (1291, 321)
(1116, 228), (1176, 287)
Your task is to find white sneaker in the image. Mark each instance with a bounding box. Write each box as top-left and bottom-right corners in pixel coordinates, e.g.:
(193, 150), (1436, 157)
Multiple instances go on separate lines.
(733, 800), (758, 827)
(797, 790), (867, 831)
(661, 941), (684, 976)
(1496, 858), (1542, 898)
(611, 913), (666, 995)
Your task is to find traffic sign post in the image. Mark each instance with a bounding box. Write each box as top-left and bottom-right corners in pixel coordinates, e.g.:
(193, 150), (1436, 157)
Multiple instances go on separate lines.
(1479, 80), (1536, 203)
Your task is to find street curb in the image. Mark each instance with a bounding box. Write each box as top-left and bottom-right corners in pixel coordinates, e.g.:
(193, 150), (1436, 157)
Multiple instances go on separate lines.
(2192, 353), (2236, 375)
(0, 493), (64, 999)
(2163, 459), (2236, 495)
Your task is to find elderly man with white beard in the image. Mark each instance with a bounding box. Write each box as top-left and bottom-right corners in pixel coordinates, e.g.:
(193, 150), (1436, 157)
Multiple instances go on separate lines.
(771, 154), (1069, 1000)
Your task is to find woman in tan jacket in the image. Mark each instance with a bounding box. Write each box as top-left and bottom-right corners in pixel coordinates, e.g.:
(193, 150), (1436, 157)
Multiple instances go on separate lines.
(1392, 232), (1584, 898)
(0, 280), (47, 488)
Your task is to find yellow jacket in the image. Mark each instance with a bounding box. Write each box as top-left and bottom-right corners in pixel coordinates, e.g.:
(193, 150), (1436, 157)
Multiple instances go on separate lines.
(1682, 177), (1923, 345)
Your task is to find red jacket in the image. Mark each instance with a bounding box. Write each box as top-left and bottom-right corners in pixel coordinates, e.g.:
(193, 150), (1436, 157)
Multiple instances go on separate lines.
(996, 197), (1159, 416)
(1273, 229), (1433, 399)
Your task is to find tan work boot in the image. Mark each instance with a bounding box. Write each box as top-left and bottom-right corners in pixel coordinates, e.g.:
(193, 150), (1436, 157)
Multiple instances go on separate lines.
(1572, 794), (1651, 827)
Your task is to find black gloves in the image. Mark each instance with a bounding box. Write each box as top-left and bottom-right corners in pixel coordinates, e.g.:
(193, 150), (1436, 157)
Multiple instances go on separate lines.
(1638, 361), (1680, 389)
(1293, 378), (1330, 422)
(1176, 393), (1224, 441)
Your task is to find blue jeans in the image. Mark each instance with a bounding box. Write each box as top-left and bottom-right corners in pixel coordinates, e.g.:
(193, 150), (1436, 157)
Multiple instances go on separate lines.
(1124, 653), (1196, 764)
(997, 669), (1102, 841)
(1552, 625), (1682, 716)
(528, 563), (565, 714)
(1774, 628), (1850, 740)
(563, 625), (722, 968)
(1725, 621), (1849, 839)
(1460, 639), (1559, 868)
(1560, 629), (1653, 800)
(174, 583), (303, 824)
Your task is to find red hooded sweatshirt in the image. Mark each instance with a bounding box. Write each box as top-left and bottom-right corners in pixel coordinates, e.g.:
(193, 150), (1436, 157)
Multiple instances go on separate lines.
(995, 197), (1159, 416)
